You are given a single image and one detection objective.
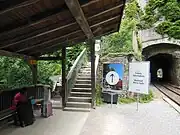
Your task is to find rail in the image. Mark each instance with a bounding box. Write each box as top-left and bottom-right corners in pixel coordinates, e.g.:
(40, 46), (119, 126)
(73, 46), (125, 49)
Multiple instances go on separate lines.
(0, 84), (50, 112)
(65, 48), (87, 103)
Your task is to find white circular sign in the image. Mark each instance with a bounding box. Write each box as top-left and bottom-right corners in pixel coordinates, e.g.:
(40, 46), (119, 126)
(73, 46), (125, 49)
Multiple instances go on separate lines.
(105, 71), (119, 85)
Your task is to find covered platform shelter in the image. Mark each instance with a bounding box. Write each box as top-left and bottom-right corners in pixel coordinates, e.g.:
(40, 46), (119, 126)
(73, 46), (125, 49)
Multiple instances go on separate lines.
(0, 0), (126, 108)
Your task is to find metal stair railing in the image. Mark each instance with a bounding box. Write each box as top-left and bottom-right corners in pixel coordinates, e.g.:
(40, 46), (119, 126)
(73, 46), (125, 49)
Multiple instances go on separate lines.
(65, 48), (87, 104)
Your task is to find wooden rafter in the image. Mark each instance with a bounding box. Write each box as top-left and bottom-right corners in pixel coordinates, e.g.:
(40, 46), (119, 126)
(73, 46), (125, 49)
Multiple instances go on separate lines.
(0, 1), (123, 50)
(37, 56), (62, 60)
(0, 0), (126, 57)
(18, 15), (119, 54)
(1, 11), (121, 52)
(30, 23), (118, 56)
(16, 30), (82, 52)
(29, 36), (86, 56)
(0, 0), (28, 12)
(65, 0), (94, 39)
(0, 50), (33, 59)
(16, 14), (120, 54)
(88, 4), (123, 20)
(0, 10), (73, 42)
(0, 22), (77, 49)
(0, 0), (102, 40)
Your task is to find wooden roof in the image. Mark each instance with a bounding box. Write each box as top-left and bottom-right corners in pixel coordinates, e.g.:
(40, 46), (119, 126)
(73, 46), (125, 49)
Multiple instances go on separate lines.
(0, 0), (126, 58)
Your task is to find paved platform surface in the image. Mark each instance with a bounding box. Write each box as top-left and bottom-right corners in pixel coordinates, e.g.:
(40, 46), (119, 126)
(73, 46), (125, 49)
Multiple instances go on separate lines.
(80, 90), (180, 135)
(0, 109), (89, 135)
(1, 87), (180, 135)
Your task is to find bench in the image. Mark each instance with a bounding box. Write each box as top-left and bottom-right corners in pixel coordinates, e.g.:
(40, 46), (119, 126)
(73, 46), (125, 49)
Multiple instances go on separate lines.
(0, 109), (16, 123)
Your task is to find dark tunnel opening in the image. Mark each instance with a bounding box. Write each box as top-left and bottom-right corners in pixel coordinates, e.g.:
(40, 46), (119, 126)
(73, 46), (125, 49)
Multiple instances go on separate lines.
(147, 54), (174, 84)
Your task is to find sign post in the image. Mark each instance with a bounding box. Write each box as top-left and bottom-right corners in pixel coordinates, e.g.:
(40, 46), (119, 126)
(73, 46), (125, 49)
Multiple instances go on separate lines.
(128, 61), (150, 111)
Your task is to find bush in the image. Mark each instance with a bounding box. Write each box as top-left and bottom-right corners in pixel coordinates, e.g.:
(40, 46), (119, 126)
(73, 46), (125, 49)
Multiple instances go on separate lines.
(118, 90), (154, 104)
(139, 89), (154, 103)
(119, 97), (136, 104)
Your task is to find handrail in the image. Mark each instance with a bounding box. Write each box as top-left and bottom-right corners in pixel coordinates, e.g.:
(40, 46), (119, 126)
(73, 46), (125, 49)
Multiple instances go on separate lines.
(67, 48), (86, 79)
(65, 48), (87, 103)
(52, 81), (57, 92)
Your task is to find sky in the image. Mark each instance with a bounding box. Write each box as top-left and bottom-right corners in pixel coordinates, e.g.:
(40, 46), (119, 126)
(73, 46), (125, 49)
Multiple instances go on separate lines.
(108, 63), (124, 80)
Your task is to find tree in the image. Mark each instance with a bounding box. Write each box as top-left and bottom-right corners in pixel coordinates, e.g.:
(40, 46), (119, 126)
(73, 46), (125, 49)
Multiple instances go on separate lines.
(140, 0), (180, 39)
(101, 0), (143, 55)
(0, 57), (32, 89)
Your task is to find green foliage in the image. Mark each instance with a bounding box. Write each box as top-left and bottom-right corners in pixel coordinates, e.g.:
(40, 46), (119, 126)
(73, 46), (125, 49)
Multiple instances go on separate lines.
(139, 90), (154, 103)
(96, 84), (103, 106)
(101, 0), (143, 56)
(140, 0), (180, 39)
(0, 43), (86, 90)
(119, 97), (136, 104)
(0, 57), (32, 90)
(37, 61), (61, 86)
(118, 90), (154, 104)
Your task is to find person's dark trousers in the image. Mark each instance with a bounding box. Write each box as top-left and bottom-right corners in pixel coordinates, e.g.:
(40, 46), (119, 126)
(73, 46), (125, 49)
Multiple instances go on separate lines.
(16, 104), (25, 127)
(13, 113), (18, 125)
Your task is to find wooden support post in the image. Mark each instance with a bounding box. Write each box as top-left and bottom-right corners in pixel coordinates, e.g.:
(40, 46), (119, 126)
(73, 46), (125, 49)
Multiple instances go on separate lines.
(90, 39), (96, 108)
(62, 47), (66, 108)
(32, 64), (38, 85)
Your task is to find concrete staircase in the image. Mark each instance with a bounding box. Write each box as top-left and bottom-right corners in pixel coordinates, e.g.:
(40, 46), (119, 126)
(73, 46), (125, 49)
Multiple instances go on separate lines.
(64, 65), (92, 112)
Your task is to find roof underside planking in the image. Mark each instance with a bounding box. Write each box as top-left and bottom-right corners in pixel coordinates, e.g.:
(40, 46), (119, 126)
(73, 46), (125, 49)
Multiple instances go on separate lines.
(0, 0), (126, 58)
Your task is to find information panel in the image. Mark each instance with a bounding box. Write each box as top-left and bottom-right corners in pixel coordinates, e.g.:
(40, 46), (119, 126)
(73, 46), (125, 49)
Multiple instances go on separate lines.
(102, 63), (124, 92)
(128, 61), (150, 94)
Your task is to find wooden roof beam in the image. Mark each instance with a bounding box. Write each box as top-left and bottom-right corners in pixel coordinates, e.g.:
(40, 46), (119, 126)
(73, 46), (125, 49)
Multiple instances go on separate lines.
(0, 1), (122, 47)
(16, 15), (120, 53)
(0, 50), (34, 59)
(29, 36), (86, 56)
(0, 0), (29, 12)
(65, 0), (94, 39)
(31, 23), (119, 56)
(0, 22), (77, 50)
(16, 30), (82, 53)
(37, 56), (62, 61)
(0, 9), (121, 51)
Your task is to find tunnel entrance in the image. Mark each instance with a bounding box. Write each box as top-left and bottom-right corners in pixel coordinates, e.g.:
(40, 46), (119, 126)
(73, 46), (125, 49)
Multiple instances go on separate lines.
(147, 54), (174, 83)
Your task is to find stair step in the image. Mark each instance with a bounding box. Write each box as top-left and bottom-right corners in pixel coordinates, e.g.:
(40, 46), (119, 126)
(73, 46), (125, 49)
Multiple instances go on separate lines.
(64, 107), (90, 112)
(71, 92), (92, 97)
(66, 102), (91, 108)
(74, 84), (91, 88)
(79, 70), (91, 73)
(68, 96), (92, 102)
(76, 80), (91, 84)
(72, 88), (91, 92)
(77, 76), (91, 80)
(80, 68), (91, 72)
(82, 66), (91, 68)
(77, 77), (91, 80)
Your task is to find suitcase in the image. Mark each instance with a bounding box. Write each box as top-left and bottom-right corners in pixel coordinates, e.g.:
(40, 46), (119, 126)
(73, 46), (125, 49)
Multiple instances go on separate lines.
(42, 101), (53, 118)
(17, 101), (34, 127)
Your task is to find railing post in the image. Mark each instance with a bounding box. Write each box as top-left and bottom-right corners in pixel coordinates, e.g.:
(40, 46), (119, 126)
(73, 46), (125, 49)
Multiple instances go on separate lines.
(62, 47), (66, 108)
(90, 39), (96, 108)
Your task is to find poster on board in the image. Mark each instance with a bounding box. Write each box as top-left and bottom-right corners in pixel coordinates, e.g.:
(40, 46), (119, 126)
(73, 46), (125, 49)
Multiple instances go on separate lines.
(128, 61), (150, 94)
(102, 63), (124, 91)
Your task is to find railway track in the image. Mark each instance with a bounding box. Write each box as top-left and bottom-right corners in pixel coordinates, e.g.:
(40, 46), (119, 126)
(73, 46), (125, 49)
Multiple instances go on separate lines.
(153, 83), (180, 106)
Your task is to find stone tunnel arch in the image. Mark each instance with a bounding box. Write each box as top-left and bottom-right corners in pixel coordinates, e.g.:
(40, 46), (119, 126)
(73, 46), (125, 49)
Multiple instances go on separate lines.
(142, 43), (180, 85)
